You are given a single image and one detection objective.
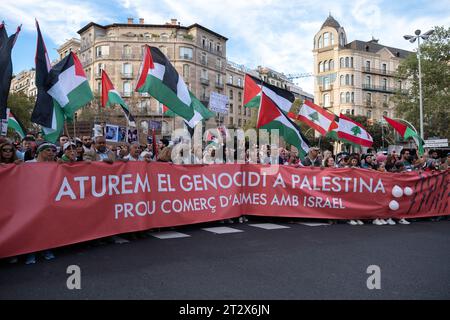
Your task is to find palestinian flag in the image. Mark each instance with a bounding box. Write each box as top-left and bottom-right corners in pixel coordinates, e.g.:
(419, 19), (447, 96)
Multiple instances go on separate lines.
(383, 116), (424, 155)
(46, 51), (93, 120)
(257, 91), (309, 158)
(102, 70), (136, 126)
(244, 74), (294, 113)
(31, 20), (65, 143)
(296, 100), (337, 135)
(7, 109), (26, 139)
(32, 21), (93, 142)
(136, 45), (194, 121)
(337, 114), (373, 147)
(0, 22), (21, 120)
(184, 92), (214, 128)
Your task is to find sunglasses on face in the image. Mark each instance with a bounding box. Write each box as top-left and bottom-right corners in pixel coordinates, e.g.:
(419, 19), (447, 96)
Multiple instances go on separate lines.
(2, 148), (13, 152)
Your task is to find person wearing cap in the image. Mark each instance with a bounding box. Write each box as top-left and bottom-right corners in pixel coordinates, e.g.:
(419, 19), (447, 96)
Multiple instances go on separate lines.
(301, 147), (322, 167)
(74, 138), (84, 161)
(59, 141), (77, 163)
(26, 142), (57, 163)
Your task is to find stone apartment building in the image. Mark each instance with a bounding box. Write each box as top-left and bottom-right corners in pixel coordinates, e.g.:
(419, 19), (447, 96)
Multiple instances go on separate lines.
(10, 69), (37, 98)
(313, 15), (412, 123)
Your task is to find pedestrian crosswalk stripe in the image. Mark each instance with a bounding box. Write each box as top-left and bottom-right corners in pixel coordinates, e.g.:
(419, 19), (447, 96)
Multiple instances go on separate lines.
(150, 231), (191, 239)
(201, 227), (244, 234)
(297, 222), (331, 227)
(248, 223), (290, 230)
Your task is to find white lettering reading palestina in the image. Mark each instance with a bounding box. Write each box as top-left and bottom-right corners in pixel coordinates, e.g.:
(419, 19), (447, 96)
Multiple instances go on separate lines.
(55, 174), (150, 201)
(54, 172), (386, 202)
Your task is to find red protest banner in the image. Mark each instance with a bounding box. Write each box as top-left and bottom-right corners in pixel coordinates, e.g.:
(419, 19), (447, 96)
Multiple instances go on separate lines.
(0, 162), (448, 258)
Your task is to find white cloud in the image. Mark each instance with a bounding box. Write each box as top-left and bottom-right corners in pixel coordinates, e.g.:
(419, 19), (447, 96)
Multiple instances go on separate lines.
(4, 0), (447, 95)
(0, 0), (116, 45)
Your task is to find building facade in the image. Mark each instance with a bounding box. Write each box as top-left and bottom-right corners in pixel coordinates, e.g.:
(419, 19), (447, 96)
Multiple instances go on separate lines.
(54, 18), (313, 134)
(74, 18), (229, 133)
(10, 69), (37, 98)
(313, 15), (412, 123)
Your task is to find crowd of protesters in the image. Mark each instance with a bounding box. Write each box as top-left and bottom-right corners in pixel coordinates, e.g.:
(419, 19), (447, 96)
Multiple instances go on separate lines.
(1, 132), (449, 265)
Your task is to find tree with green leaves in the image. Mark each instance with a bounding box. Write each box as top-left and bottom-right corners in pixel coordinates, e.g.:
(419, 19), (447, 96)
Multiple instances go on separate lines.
(6, 92), (36, 137)
(392, 26), (450, 139)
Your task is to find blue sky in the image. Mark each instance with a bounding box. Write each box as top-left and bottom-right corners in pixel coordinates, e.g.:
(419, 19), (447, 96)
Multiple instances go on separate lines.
(1, 0), (449, 93)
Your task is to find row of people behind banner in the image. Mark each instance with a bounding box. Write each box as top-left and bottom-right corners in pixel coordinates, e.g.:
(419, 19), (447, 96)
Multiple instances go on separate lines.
(1, 132), (449, 265)
(1, 132), (449, 170)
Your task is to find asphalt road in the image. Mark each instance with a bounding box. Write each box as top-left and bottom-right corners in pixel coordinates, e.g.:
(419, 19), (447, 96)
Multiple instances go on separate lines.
(1, 217), (450, 300)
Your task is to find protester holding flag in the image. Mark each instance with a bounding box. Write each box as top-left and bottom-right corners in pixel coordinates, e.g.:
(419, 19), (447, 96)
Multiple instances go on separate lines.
(101, 70), (136, 127)
(0, 22), (21, 126)
(31, 20), (93, 143)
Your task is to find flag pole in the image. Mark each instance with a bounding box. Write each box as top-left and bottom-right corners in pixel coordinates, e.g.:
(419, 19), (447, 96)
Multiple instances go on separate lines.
(73, 112), (77, 139)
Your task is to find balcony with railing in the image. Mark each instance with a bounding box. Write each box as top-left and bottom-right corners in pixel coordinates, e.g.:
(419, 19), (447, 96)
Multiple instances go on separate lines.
(121, 72), (133, 79)
(215, 81), (224, 89)
(200, 77), (210, 86)
(121, 53), (136, 60)
(122, 92), (132, 97)
(362, 83), (397, 93)
(362, 67), (395, 77)
(200, 95), (210, 106)
(319, 84), (333, 92)
(179, 54), (193, 61)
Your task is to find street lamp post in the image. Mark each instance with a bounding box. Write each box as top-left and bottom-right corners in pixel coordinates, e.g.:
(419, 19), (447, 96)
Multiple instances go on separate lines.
(403, 29), (434, 140)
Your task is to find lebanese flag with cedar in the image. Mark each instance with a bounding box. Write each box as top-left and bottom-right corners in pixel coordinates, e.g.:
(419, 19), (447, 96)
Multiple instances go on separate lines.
(296, 100), (336, 135)
(337, 114), (373, 147)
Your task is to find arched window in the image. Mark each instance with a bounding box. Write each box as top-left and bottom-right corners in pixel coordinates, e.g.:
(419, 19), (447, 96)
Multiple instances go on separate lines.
(330, 33), (334, 45)
(366, 93), (372, 104)
(329, 60), (334, 70)
(367, 110), (372, 119)
(351, 75), (354, 86)
(345, 74), (350, 85)
(340, 92), (345, 103)
(382, 78), (387, 90)
(351, 92), (355, 103)
(229, 89), (233, 100)
(324, 60), (329, 71)
(323, 32), (329, 47)
(365, 61), (371, 71)
(365, 75), (371, 86)
(340, 58), (344, 68)
(318, 35), (322, 48)
(345, 57), (349, 68)
(318, 62), (323, 73)
(346, 92), (350, 103)
(350, 57), (354, 68)
(340, 75), (345, 85)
